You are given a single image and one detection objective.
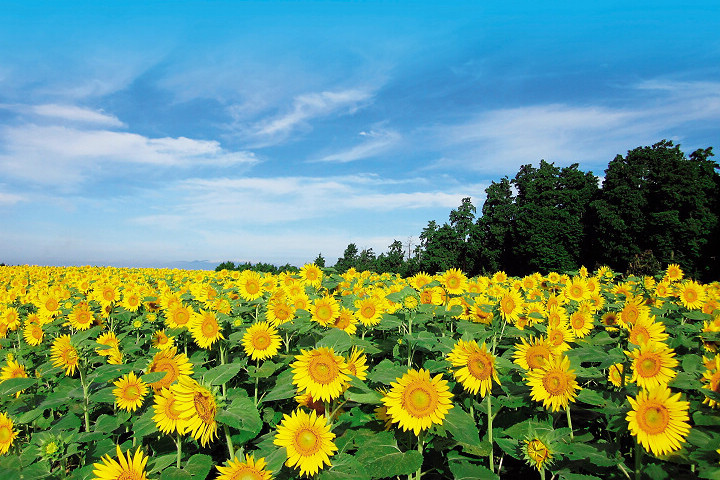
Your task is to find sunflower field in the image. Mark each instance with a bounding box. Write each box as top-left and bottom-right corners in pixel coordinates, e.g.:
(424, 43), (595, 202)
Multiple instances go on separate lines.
(1, 263), (720, 479)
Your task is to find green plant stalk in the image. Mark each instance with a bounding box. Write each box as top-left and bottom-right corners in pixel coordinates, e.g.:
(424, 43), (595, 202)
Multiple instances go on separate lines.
(634, 439), (642, 480)
(416, 431), (424, 480)
(254, 359), (260, 406)
(175, 432), (182, 468)
(566, 406), (574, 440)
(78, 361), (91, 433)
(488, 394), (494, 472)
(224, 424), (234, 459)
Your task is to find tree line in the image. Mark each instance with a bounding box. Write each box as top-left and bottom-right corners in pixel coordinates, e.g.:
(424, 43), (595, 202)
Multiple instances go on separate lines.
(218, 140), (719, 281)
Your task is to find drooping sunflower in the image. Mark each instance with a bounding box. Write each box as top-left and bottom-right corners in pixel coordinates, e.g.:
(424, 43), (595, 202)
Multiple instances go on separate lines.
(291, 347), (351, 402)
(146, 347), (193, 392)
(381, 368), (453, 435)
(513, 336), (556, 371)
(95, 332), (123, 365)
(0, 412), (18, 455)
(173, 377), (217, 447)
(441, 268), (468, 295)
(354, 296), (383, 326)
(113, 371), (148, 412)
(677, 280), (706, 310)
(627, 341), (678, 390)
(274, 409), (337, 477)
(68, 302), (95, 331)
(701, 354), (720, 408)
(310, 295), (340, 326)
(152, 387), (183, 435)
(447, 340), (500, 397)
(1, 358), (28, 398)
(91, 444), (149, 480)
(216, 454), (273, 480)
(345, 347), (368, 381)
(626, 384), (690, 456)
(50, 334), (79, 376)
(189, 309), (224, 349)
(498, 289), (524, 323)
(242, 321), (282, 361)
(526, 354), (581, 412)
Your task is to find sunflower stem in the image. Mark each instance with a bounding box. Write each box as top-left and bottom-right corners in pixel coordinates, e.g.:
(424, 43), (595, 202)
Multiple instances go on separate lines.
(634, 438), (642, 480)
(566, 407), (574, 440)
(254, 359), (260, 406)
(224, 423), (234, 459)
(488, 394), (494, 472)
(78, 361), (91, 433)
(416, 431), (424, 480)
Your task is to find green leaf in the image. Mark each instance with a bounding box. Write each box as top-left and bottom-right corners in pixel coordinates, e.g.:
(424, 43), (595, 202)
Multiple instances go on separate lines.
(318, 453), (371, 480)
(248, 360), (279, 379)
(447, 451), (500, 480)
(184, 454), (213, 479)
(216, 394), (262, 444)
(344, 376), (382, 404)
(316, 328), (354, 353)
(141, 371), (169, 384)
(354, 430), (423, 477)
(262, 369), (296, 403)
(558, 473), (604, 480)
(0, 377), (36, 396)
(367, 359), (407, 385)
(554, 442), (616, 467)
(149, 454), (178, 475)
(442, 406), (481, 446)
(203, 362), (244, 386)
(160, 467), (193, 480)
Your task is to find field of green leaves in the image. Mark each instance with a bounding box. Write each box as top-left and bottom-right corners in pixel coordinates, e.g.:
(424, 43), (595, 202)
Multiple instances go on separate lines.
(1, 263), (719, 479)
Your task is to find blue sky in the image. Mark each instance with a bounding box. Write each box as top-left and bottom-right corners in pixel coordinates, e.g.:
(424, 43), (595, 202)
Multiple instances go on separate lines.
(1, 1), (719, 269)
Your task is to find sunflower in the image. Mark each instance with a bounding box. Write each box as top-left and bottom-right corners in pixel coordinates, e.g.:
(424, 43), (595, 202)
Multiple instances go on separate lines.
(354, 296), (383, 326)
(146, 347), (193, 392)
(626, 384), (690, 456)
(469, 303), (493, 325)
(152, 387), (183, 435)
(113, 371), (148, 412)
(345, 347), (368, 381)
(91, 444), (149, 480)
(238, 270), (264, 301)
(523, 436), (554, 472)
(627, 341), (678, 390)
(677, 280), (706, 310)
(409, 272), (433, 290)
(95, 332), (123, 365)
(274, 409), (337, 477)
(266, 298), (296, 326)
(1, 358), (28, 398)
(165, 305), (193, 329)
(498, 289), (524, 323)
(608, 363), (629, 388)
(627, 315), (669, 346)
(0, 412), (18, 455)
(299, 263), (323, 288)
(216, 454), (272, 480)
(618, 295), (650, 327)
(310, 295), (340, 326)
(243, 321), (282, 361)
(513, 336), (556, 371)
(447, 340), (500, 397)
(664, 264), (684, 282)
(151, 329), (175, 350)
(565, 277), (590, 302)
(189, 309), (224, 349)
(50, 334), (79, 376)
(381, 368), (453, 435)
(441, 268), (468, 295)
(173, 377), (217, 447)
(68, 302), (95, 331)
(526, 354), (580, 412)
(568, 310), (594, 338)
(1, 307), (20, 331)
(601, 311), (620, 330)
(23, 321), (44, 346)
(701, 355), (720, 408)
(291, 347), (351, 402)
(331, 307), (358, 335)
(545, 323), (574, 353)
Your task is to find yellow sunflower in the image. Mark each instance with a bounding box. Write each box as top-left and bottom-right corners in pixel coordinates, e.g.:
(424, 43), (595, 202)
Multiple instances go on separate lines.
(151, 329), (175, 350)
(564, 277), (590, 302)
(152, 387), (183, 435)
(242, 321), (282, 361)
(513, 336), (556, 371)
(95, 332), (123, 365)
(113, 371), (148, 412)
(626, 384), (690, 456)
(266, 298), (296, 326)
(1, 358), (28, 398)
(618, 295), (650, 328)
(274, 409), (337, 477)
(568, 310), (594, 338)
(701, 355), (720, 408)
(664, 264), (684, 282)
(23, 321), (44, 346)
(545, 323), (574, 353)
(299, 263), (323, 288)
(50, 334), (79, 376)
(345, 347), (368, 381)
(331, 307), (358, 335)
(291, 347), (351, 402)
(173, 377), (218, 447)
(354, 296), (383, 326)
(0, 412), (18, 455)
(627, 341), (678, 390)
(627, 315), (669, 346)
(526, 354), (580, 412)
(165, 304), (194, 329)
(498, 289), (524, 323)
(216, 454), (272, 480)
(146, 347), (193, 392)
(381, 368), (453, 435)
(310, 295), (341, 326)
(68, 302), (95, 331)
(440, 268), (468, 295)
(608, 363), (629, 388)
(447, 340), (500, 397)
(523, 436), (554, 472)
(189, 309), (224, 349)
(677, 280), (706, 310)
(91, 444), (149, 480)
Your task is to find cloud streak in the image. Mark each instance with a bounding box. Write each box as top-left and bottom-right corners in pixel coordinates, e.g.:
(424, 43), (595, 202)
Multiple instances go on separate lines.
(314, 128), (401, 163)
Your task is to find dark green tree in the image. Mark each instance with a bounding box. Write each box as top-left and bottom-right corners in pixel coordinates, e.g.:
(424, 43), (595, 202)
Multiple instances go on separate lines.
(313, 253), (326, 267)
(335, 243), (359, 273)
(475, 177), (516, 274)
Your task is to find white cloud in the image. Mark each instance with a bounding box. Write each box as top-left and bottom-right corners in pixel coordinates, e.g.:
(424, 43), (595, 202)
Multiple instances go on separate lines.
(30, 104), (125, 127)
(0, 191), (23, 206)
(314, 128), (401, 163)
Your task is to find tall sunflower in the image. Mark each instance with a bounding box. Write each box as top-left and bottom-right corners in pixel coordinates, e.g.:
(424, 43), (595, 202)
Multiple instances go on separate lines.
(165, 304), (194, 329)
(146, 347), (193, 392)
(113, 371), (148, 412)
(50, 334), (79, 376)
(331, 307), (358, 335)
(152, 387), (183, 435)
(526, 354), (580, 412)
(216, 454), (272, 480)
(189, 309), (224, 349)
(354, 296), (383, 326)
(664, 264), (684, 282)
(440, 268), (468, 295)
(310, 295), (340, 326)
(91, 444), (149, 480)
(274, 409), (337, 477)
(238, 270), (264, 301)
(626, 384), (690, 456)
(68, 302), (95, 331)
(0, 411), (18, 455)
(447, 340), (500, 397)
(299, 263), (323, 288)
(568, 310), (594, 338)
(627, 341), (678, 390)
(23, 321), (44, 346)
(498, 289), (524, 323)
(381, 368), (453, 435)
(701, 354), (720, 408)
(677, 280), (706, 310)
(242, 321), (282, 361)
(627, 315), (669, 346)
(173, 377), (217, 447)
(291, 347), (351, 402)
(95, 332), (123, 365)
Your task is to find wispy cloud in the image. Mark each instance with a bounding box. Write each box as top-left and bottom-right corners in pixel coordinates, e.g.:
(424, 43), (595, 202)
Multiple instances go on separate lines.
(0, 103), (125, 126)
(314, 128), (401, 163)
(0, 191), (23, 206)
